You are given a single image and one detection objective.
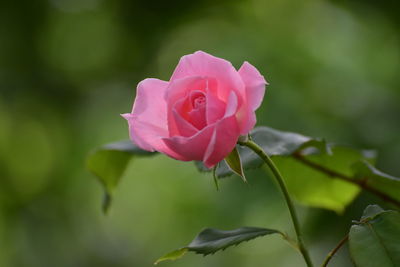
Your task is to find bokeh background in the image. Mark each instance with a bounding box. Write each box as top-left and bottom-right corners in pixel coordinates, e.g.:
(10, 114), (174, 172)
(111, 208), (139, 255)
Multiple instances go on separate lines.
(0, 0), (399, 266)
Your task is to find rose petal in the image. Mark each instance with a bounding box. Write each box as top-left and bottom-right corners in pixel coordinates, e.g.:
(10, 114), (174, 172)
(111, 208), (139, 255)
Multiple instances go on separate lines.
(166, 76), (206, 106)
(238, 61), (267, 111)
(121, 78), (184, 159)
(166, 76), (206, 136)
(203, 115), (240, 168)
(205, 91), (226, 125)
(173, 90), (208, 131)
(124, 78), (169, 147)
(188, 105), (207, 130)
(224, 91), (238, 118)
(170, 51), (245, 103)
(235, 62), (267, 135)
(162, 126), (215, 161)
(172, 106), (198, 137)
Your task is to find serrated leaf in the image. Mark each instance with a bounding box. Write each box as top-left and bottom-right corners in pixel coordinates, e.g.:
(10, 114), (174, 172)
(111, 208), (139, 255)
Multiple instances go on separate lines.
(224, 146), (246, 182)
(155, 227), (283, 264)
(86, 140), (155, 213)
(187, 227), (281, 255)
(195, 126), (376, 213)
(352, 161), (400, 205)
(349, 205), (400, 267)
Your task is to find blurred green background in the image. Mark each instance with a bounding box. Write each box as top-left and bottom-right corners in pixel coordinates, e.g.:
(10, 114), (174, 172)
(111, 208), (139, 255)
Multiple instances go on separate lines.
(0, 0), (399, 266)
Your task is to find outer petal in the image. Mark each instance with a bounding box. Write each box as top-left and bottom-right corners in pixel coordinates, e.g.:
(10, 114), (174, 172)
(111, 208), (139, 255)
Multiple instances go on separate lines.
(237, 62), (268, 134)
(170, 51), (245, 102)
(122, 78), (184, 159)
(203, 115), (240, 168)
(238, 61), (267, 111)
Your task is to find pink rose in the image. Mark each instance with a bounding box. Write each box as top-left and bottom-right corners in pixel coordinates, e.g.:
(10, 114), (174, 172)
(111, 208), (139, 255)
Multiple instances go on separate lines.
(122, 51), (267, 168)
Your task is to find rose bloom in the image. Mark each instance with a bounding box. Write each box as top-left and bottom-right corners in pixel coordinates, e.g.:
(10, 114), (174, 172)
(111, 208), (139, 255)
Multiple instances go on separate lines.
(122, 51), (267, 168)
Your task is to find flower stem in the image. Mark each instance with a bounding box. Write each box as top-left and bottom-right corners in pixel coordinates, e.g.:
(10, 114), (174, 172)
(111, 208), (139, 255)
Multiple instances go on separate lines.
(321, 235), (348, 267)
(239, 140), (314, 267)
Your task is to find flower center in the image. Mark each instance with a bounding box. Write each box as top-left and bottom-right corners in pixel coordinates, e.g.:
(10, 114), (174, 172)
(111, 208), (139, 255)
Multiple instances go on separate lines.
(184, 91), (207, 130)
(193, 95), (206, 109)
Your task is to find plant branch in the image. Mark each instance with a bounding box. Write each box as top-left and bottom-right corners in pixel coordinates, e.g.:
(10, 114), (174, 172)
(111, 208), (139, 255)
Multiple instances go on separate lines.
(293, 153), (400, 208)
(321, 235), (348, 267)
(239, 140), (314, 267)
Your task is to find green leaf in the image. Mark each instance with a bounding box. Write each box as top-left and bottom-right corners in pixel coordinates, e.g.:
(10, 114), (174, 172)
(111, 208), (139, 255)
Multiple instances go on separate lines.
(195, 127), (322, 176)
(187, 227), (281, 255)
(155, 227), (283, 264)
(273, 146), (369, 213)
(360, 204), (385, 221)
(352, 161), (400, 204)
(195, 127), (376, 213)
(154, 248), (188, 265)
(86, 140), (155, 213)
(224, 146), (246, 182)
(349, 205), (400, 267)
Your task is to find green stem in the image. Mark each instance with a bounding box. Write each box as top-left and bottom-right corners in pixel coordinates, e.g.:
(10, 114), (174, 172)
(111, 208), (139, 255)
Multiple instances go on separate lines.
(239, 140), (314, 267)
(321, 235), (348, 267)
